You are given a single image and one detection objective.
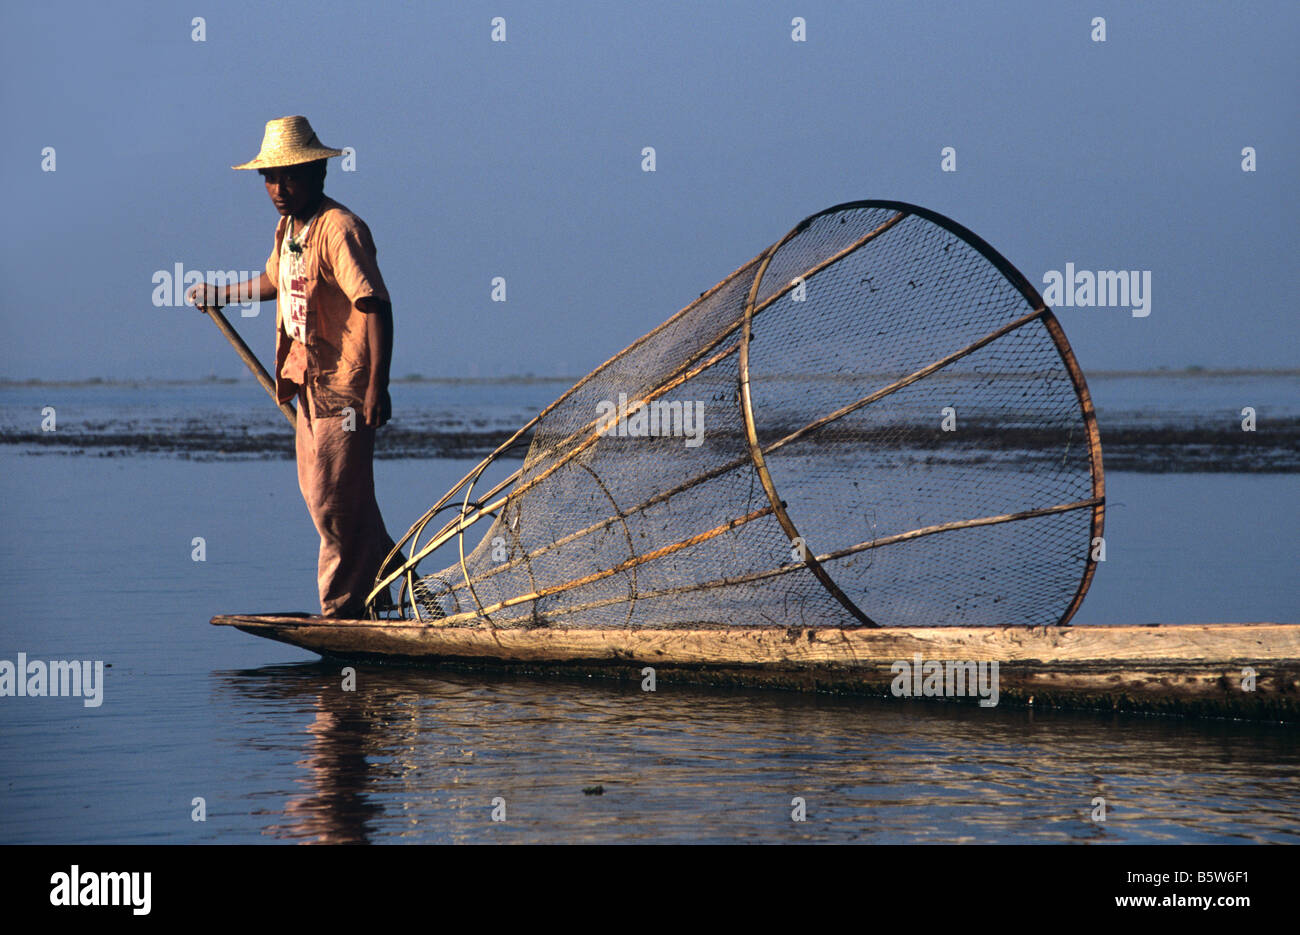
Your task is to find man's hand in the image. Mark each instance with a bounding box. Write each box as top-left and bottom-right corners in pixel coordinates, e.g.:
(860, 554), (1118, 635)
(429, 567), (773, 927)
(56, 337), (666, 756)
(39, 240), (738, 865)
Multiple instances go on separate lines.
(185, 282), (221, 312)
(363, 383), (391, 429)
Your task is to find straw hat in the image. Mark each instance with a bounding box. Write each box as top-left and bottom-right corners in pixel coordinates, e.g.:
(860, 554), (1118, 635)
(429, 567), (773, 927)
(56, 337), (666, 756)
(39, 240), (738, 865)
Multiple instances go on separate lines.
(232, 115), (345, 170)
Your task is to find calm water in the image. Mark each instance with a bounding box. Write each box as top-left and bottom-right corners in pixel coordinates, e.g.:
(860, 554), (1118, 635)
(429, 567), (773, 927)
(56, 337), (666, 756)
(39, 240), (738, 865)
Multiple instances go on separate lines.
(0, 377), (1297, 843)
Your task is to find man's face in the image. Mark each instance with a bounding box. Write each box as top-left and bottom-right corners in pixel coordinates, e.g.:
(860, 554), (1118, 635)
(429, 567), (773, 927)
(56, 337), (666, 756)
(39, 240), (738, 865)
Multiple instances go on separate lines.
(260, 162), (322, 217)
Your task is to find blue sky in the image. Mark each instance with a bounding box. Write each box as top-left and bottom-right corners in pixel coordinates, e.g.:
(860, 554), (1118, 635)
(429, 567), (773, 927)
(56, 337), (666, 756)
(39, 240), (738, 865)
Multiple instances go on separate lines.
(1, 0), (1296, 380)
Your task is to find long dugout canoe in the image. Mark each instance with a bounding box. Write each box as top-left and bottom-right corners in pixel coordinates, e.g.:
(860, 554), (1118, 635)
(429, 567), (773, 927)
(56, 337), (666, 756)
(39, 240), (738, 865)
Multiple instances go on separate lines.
(210, 616), (1300, 721)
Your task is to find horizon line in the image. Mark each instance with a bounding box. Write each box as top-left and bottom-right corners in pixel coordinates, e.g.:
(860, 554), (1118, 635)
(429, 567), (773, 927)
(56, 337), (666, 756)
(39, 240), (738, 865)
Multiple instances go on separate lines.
(2, 366), (1298, 389)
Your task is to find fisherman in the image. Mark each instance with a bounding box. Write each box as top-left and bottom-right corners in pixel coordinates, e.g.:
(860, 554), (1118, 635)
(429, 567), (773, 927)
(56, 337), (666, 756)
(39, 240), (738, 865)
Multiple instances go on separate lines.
(186, 115), (398, 618)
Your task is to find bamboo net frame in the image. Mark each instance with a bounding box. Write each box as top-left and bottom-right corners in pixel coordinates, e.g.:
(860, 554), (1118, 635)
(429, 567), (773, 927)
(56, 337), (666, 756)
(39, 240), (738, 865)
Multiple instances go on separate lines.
(367, 201), (1105, 629)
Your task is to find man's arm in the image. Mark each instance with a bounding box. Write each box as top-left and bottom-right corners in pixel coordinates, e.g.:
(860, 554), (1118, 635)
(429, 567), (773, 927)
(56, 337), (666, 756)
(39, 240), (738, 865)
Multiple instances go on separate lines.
(358, 297), (393, 428)
(186, 272), (277, 309)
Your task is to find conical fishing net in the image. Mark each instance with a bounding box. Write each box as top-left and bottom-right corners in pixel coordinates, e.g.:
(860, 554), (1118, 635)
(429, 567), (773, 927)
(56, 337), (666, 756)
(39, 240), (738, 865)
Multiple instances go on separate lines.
(372, 201), (1104, 628)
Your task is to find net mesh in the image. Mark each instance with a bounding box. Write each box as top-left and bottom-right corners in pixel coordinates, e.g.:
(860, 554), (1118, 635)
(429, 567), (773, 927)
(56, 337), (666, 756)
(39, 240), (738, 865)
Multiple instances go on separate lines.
(379, 202), (1103, 629)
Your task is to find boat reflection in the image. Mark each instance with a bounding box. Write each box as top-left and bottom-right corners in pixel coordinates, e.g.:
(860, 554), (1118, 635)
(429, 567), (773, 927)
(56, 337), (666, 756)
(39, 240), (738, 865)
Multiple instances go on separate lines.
(212, 662), (1300, 844)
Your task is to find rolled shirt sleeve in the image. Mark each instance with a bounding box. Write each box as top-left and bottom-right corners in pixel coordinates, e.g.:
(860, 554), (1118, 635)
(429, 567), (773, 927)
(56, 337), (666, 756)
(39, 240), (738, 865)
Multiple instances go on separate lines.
(324, 217), (390, 308)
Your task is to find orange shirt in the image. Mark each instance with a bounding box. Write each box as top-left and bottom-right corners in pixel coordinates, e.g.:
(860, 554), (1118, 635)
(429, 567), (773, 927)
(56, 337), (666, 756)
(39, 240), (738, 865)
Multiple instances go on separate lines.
(267, 195), (391, 414)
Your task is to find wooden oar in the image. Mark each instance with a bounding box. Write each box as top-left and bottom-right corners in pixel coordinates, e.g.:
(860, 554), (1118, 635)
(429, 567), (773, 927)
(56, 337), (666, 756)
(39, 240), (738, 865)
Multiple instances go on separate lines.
(198, 303), (296, 428)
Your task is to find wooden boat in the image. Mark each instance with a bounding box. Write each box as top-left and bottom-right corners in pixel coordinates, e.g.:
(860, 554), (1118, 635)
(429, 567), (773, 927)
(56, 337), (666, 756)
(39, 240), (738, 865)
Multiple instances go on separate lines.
(211, 615), (1300, 721)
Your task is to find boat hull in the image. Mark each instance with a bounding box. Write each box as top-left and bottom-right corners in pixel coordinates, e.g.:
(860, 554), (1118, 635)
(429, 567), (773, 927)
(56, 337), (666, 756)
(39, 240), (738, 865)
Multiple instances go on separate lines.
(211, 615), (1300, 720)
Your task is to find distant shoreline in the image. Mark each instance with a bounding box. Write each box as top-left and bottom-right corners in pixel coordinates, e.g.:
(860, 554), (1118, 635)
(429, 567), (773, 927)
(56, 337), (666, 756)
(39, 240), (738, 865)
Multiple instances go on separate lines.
(0, 374), (580, 389)
(3, 420), (1297, 472)
(2, 369), (1297, 389)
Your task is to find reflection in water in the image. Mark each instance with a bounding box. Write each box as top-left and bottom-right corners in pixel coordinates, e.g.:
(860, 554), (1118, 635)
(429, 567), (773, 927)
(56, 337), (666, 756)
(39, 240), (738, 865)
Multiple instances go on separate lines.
(267, 699), (386, 844)
(214, 663), (1300, 844)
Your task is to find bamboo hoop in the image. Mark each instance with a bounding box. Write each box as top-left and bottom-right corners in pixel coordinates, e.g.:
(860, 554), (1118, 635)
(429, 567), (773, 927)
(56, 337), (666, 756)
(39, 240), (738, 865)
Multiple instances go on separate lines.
(371, 201), (1106, 630)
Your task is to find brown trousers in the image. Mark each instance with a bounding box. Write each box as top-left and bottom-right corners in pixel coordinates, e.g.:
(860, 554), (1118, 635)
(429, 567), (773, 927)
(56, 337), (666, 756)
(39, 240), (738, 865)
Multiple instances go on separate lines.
(295, 386), (397, 617)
